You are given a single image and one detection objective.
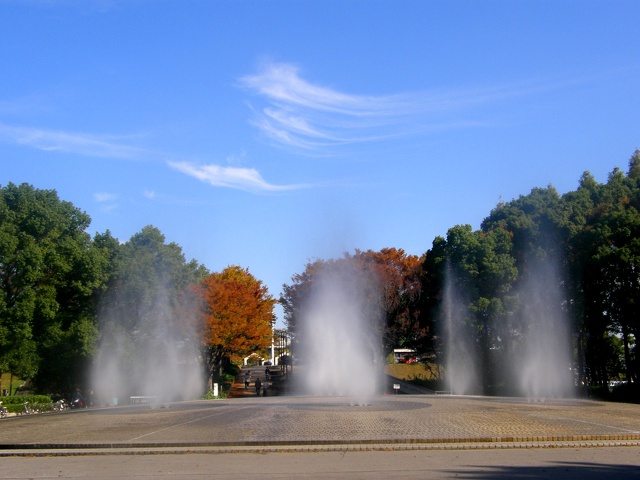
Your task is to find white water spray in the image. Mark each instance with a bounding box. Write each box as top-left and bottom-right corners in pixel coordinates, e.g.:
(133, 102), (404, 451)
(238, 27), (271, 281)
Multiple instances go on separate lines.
(91, 283), (204, 406)
(443, 267), (480, 395)
(443, 257), (572, 399)
(294, 263), (383, 405)
(515, 260), (573, 399)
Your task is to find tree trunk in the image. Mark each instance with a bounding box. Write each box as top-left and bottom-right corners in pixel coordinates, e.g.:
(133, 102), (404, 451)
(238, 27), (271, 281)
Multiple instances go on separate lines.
(205, 348), (225, 392)
(622, 324), (632, 382)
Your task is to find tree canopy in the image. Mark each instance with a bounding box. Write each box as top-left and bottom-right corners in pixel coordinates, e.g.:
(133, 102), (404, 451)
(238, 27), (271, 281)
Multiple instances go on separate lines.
(0, 182), (109, 392)
(281, 248), (424, 355)
(281, 150), (640, 397)
(418, 151), (640, 393)
(199, 266), (275, 386)
(92, 225), (208, 401)
(4, 150), (640, 399)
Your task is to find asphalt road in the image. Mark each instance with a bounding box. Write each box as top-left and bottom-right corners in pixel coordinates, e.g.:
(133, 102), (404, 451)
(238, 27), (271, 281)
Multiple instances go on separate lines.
(1, 447), (640, 479)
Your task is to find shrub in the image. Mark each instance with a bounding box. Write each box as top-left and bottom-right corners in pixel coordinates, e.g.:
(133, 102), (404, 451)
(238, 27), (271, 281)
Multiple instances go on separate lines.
(202, 389), (227, 400)
(586, 385), (611, 401)
(610, 382), (640, 404)
(0, 395), (53, 414)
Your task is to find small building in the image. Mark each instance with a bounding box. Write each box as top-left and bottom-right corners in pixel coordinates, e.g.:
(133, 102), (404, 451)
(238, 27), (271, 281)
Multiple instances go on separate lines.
(393, 348), (417, 364)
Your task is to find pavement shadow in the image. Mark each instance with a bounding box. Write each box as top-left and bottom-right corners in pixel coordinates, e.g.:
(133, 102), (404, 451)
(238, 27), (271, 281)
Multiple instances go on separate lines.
(230, 366), (289, 398)
(446, 461), (640, 479)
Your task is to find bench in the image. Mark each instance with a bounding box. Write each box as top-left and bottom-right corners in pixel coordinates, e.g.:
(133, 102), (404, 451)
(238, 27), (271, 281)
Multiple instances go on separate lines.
(129, 396), (157, 405)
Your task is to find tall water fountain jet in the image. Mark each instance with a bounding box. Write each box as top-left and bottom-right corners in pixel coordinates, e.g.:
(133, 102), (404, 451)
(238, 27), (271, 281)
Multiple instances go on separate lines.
(91, 280), (204, 406)
(442, 253), (573, 399)
(513, 259), (573, 399)
(294, 262), (383, 405)
(443, 264), (481, 395)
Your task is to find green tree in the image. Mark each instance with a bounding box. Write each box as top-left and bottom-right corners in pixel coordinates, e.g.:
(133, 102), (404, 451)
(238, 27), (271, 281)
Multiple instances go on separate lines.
(93, 226), (208, 401)
(427, 224), (517, 392)
(0, 183), (108, 393)
(627, 149), (640, 181)
(281, 259), (325, 336)
(576, 166), (640, 384)
(420, 235), (448, 376)
(419, 152), (640, 395)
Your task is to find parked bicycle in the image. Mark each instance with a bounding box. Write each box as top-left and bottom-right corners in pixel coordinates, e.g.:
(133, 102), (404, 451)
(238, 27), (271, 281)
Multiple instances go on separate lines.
(22, 402), (38, 415)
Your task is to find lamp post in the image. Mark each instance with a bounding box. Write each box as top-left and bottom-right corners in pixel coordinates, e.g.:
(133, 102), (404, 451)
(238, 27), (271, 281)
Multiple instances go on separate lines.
(280, 330), (285, 375)
(270, 316), (276, 365)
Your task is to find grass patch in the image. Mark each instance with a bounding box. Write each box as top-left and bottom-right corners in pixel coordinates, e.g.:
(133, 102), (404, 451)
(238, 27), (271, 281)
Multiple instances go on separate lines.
(385, 363), (446, 391)
(385, 363), (439, 381)
(0, 372), (24, 396)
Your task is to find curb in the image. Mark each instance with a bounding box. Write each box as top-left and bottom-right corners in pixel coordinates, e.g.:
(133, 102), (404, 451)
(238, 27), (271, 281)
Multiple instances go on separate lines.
(1, 441), (640, 457)
(2, 434), (640, 457)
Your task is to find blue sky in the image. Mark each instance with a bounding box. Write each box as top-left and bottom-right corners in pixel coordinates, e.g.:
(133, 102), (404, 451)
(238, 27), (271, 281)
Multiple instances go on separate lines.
(1, 1), (639, 325)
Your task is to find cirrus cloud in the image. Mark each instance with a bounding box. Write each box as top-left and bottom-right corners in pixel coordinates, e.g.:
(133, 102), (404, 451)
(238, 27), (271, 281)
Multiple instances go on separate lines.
(0, 122), (148, 159)
(239, 61), (555, 153)
(167, 160), (309, 193)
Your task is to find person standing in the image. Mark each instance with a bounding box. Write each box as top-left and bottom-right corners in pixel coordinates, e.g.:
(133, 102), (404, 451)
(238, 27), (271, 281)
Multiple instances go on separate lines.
(255, 377), (262, 396)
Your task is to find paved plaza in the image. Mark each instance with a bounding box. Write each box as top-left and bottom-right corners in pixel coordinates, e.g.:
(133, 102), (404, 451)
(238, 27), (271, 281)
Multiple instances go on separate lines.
(2, 394), (640, 479)
(1, 394), (640, 455)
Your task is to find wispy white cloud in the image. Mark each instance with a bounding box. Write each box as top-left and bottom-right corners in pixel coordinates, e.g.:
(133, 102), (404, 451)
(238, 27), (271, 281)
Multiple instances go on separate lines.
(93, 192), (119, 213)
(168, 160), (308, 193)
(94, 192), (118, 202)
(241, 62), (404, 116)
(0, 120), (310, 194)
(239, 61), (551, 152)
(0, 122), (147, 159)
(239, 63), (413, 151)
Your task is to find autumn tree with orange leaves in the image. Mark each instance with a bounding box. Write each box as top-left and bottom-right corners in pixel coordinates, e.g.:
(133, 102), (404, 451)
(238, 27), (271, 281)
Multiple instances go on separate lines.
(199, 266), (275, 387)
(351, 248), (426, 350)
(281, 248), (427, 354)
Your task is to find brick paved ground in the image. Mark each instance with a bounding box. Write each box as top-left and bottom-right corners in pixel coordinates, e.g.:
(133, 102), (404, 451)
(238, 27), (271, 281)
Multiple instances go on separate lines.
(1, 392), (639, 456)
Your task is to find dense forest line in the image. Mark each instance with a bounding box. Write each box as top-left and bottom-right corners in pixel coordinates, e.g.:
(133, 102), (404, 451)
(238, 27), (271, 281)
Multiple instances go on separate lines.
(283, 150), (640, 399)
(0, 185), (274, 399)
(2, 151), (639, 400)
(425, 150), (640, 394)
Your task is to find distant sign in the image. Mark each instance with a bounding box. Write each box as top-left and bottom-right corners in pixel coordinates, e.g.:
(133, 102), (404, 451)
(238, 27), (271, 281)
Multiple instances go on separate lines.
(393, 384), (400, 390)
